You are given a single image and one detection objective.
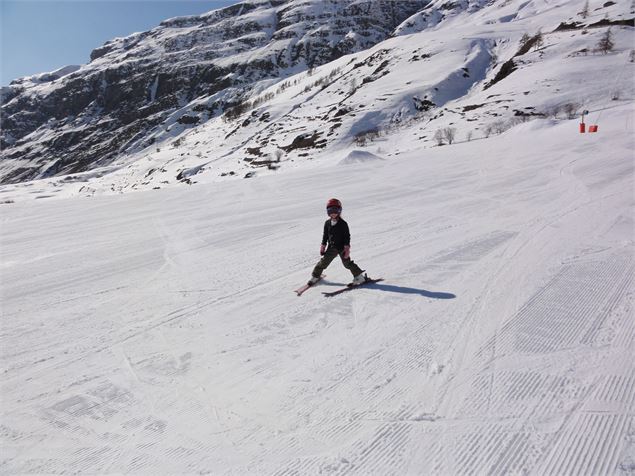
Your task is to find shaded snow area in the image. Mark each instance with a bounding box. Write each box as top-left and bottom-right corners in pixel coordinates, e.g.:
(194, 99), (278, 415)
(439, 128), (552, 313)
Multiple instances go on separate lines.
(338, 150), (385, 165)
(1, 104), (633, 474)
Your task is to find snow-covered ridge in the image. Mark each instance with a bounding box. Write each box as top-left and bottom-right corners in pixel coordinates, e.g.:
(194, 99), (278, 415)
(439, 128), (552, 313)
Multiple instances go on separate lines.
(7, 65), (82, 87)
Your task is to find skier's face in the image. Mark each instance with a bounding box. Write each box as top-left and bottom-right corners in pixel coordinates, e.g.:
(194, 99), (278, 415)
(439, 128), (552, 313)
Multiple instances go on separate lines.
(327, 207), (341, 218)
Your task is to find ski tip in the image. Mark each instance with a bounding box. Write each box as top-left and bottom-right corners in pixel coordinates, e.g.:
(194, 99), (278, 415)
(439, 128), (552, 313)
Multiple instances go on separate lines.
(294, 275), (327, 296)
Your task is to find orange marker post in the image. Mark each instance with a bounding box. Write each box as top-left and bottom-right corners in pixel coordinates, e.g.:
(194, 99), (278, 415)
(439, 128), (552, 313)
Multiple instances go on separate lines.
(579, 110), (589, 133)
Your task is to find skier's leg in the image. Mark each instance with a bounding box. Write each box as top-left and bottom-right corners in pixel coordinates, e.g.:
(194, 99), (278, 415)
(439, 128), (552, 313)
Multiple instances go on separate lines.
(340, 252), (364, 277)
(311, 247), (339, 278)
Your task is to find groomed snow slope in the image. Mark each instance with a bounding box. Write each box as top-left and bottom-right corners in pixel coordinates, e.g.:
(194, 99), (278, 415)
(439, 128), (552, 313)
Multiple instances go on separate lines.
(1, 105), (634, 473)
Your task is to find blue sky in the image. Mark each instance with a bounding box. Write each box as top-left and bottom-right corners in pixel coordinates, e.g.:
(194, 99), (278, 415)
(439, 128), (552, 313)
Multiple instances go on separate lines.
(1, 0), (238, 85)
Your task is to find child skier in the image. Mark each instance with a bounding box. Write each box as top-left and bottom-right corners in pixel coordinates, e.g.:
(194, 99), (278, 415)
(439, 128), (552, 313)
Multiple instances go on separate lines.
(308, 198), (368, 286)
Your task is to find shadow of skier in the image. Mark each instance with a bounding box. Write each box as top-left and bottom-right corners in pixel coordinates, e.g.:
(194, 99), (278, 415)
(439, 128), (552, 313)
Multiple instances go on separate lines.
(370, 283), (456, 299)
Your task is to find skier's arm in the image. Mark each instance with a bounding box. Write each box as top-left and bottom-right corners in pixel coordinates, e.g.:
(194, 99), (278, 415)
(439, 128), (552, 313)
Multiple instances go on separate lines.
(322, 221), (328, 246)
(343, 222), (351, 247)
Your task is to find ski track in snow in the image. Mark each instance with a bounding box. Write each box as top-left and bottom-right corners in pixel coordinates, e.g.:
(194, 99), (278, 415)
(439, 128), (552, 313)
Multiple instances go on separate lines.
(1, 102), (633, 474)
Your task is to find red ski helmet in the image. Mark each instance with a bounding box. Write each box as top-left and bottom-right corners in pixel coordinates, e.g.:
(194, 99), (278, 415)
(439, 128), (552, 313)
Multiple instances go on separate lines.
(326, 198), (342, 215)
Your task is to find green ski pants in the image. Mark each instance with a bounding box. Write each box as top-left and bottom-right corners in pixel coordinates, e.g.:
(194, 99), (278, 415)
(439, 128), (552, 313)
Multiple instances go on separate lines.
(312, 247), (363, 279)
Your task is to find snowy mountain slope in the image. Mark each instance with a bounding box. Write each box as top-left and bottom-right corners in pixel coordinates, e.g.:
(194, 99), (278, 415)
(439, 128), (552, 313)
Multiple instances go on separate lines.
(1, 0), (633, 198)
(1, 101), (633, 473)
(0, 0), (427, 184)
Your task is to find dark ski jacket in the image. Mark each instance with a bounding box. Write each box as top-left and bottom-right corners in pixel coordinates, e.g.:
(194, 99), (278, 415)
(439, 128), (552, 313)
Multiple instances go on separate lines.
(322, 218), (351, 251)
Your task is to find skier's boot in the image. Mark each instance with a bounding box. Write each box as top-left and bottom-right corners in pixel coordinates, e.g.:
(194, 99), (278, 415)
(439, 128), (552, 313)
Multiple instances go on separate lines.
(307, 276), (320, 285)
(352, 273), (368, 285)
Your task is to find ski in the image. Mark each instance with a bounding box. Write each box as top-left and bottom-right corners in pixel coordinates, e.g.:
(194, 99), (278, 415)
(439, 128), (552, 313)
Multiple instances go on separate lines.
(322, 278), (384, 297)
(294, 275), (326, 296)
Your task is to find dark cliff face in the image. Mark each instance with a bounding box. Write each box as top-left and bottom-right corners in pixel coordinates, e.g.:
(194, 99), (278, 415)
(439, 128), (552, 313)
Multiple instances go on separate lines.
(0, 0), (427, 184)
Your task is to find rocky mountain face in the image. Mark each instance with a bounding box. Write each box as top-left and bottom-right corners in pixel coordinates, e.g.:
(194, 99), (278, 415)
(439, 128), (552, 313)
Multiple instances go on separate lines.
(0, 0), (428, 184)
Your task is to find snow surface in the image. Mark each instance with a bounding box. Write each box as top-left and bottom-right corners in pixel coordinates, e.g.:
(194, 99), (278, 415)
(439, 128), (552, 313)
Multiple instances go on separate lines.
(1, 0), (635, 473)
(1, 103), (633, 473)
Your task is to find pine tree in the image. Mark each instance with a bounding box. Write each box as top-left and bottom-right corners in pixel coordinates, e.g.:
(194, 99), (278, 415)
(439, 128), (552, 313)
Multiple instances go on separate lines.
(580, 0), (589, 19)
(533, 31), (544, 51)
(597, 28), (615, 54)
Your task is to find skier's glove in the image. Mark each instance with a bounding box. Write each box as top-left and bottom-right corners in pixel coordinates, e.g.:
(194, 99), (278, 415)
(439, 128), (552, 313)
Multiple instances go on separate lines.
(343, 245), (351, 259)
(320, 244), (326, 256)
